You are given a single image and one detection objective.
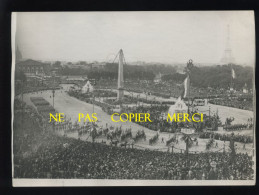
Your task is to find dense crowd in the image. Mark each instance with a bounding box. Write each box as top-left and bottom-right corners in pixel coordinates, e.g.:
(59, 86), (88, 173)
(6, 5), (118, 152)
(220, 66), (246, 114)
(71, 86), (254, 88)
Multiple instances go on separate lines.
(199, 132), (253, 144)
(224, 123), (253, 131)
(13, 99), (254, 180)
(149, 133), (159, 145)
(209, 98), (253, 111)
(121, 105), (221, 133)
(13, 100), (45, 158)
(95, 79), (252, 101)
(15, 81), (60, 97)
(122, 105), (173, 132)
(14, 131), (254, 180)
(68, 89), (117, 99)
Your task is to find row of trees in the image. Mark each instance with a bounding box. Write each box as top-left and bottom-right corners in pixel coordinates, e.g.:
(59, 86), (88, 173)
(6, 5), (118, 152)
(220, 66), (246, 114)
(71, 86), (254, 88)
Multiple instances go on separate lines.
(162, 64), (253, 90)
(16, 60), (253, 90)
(60, 63), (252, 90)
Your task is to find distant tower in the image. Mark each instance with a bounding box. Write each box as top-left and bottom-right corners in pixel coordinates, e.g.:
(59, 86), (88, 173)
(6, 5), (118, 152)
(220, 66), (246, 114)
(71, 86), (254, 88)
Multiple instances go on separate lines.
(15, 28), (22, 62)
(16, 46), (22, 62)
(220, 25), (235, 64)
(117, 49), (124, 100)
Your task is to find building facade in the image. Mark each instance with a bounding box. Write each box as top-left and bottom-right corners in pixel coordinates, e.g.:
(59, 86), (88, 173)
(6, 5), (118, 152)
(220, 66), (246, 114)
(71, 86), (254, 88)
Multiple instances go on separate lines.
(16, 59), (48, 76)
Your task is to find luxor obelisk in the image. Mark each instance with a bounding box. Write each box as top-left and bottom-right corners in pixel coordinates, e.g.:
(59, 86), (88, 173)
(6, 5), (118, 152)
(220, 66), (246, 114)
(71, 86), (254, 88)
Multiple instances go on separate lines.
(117, 49), (124, 100)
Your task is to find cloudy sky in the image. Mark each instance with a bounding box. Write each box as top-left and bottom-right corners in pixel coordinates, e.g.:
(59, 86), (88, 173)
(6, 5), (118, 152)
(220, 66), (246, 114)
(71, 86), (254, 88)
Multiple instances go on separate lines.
(14, 11), (255, 66)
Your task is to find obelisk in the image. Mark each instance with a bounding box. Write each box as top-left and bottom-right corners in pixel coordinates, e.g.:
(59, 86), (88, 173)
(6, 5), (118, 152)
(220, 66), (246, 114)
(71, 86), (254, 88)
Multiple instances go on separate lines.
(117, 49), (124, 100)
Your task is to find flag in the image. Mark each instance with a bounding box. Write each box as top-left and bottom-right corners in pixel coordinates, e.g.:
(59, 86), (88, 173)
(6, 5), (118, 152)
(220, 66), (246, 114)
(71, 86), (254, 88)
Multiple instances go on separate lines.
(232, 68), (236, 79)
(183, 75), (190, 98)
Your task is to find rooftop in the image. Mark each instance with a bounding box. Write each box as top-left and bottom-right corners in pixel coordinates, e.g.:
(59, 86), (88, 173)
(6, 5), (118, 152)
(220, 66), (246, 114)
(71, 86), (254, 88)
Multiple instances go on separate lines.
(16, 59), (48, 66)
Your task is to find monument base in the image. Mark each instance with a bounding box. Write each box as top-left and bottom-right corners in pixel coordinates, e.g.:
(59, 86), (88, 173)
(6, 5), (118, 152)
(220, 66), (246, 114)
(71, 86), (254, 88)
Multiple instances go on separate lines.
(117, 88), (124, 100)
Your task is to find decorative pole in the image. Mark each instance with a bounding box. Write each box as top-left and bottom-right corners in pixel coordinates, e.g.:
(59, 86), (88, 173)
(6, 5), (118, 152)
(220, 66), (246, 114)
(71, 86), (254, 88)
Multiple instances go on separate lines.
(186, 59), (193, 114)
(230, 64), (234, 91)
(187, 75), (190, 114)
(93, 94), (95, 113)
(52, 89), (55, 108)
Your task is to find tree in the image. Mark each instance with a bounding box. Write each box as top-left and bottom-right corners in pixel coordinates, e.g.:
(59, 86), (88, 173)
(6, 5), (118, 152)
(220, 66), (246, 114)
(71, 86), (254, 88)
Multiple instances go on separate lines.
(54, 61), (61, 66)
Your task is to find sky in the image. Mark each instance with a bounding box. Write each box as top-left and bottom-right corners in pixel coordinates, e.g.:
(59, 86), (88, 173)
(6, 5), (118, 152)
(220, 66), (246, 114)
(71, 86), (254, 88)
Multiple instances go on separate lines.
(14, 11), (255, 66)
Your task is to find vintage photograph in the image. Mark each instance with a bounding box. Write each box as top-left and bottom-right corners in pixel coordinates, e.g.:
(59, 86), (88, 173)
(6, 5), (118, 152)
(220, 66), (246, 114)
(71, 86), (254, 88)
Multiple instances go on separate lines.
(12, 11), (255, 186)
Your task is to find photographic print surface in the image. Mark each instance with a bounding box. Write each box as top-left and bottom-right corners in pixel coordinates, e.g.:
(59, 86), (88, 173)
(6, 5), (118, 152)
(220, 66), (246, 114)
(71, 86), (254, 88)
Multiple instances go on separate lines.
(12, 11), (255, 186)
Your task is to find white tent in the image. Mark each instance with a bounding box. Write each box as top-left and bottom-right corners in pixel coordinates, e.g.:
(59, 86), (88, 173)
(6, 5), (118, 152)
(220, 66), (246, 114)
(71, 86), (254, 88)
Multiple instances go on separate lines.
(82, 80), (93, 93)
(168, 96), (188, 115)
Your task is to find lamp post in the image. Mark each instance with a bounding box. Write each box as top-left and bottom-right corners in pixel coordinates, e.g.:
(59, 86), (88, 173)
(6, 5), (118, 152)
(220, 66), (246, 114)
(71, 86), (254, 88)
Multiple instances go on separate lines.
(92, 94), (95, 113)
(92, 80), (97, 113)
(183, 133), (192, 167)
(186, 59), (193, 114)
(52, 89), (55, 108)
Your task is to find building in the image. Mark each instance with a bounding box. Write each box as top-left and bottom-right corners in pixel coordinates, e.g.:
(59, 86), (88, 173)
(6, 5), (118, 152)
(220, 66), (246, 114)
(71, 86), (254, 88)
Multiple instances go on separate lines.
(82, 80), (94, 93)
(168, 97), (188, 115)
(91, 62), (106, 70)
(16, 59), (48, 76)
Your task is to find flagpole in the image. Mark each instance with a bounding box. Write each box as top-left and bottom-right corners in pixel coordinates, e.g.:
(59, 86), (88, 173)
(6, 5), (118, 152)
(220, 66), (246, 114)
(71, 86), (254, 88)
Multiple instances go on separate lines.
(188, 73), (191, 114)
(185, 60), (193, 114)
(231, 63), (235, 91)
(93, 95), (95, 113)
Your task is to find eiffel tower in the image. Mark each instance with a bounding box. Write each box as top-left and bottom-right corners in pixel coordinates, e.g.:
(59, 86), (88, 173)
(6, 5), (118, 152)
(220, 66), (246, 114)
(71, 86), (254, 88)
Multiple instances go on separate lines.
(220, 25), (235, 64)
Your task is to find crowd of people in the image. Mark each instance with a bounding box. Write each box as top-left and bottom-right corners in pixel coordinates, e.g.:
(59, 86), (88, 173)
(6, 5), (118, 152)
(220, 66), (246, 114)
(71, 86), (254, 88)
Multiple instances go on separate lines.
(224, 123), (253, 131)
(15, 80), (60, 97)
(149, 133), (159, 145)
(209, 97), (253, 111)
(13, 98), (255, 180)
(68, 89), (117, 99)
(13, 100), (45, 159)
(199, 132), (253, 144)
(14, 129), (254, 180)
(122, 105), (174, 131)
(121, 105), (222, 134)
(95, 79), (252, 103)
